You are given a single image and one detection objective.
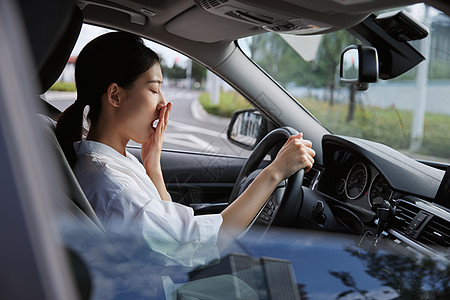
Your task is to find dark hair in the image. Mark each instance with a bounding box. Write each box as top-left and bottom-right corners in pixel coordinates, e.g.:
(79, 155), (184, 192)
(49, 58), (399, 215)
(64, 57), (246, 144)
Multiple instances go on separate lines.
(56, 32), (160, 166)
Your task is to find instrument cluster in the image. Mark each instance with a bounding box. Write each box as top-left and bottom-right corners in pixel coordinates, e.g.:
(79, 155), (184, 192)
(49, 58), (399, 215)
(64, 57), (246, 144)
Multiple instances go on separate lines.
(333, 160), (394, 211)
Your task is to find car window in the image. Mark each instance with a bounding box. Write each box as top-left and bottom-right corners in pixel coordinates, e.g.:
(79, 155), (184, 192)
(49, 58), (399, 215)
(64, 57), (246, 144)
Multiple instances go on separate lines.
(238, 3), (450, 164)
(44, 24), (252, 158)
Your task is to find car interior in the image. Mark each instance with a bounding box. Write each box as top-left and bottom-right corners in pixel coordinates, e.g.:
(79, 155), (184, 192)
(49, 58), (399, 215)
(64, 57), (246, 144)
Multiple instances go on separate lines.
(8, 0), (450, 299)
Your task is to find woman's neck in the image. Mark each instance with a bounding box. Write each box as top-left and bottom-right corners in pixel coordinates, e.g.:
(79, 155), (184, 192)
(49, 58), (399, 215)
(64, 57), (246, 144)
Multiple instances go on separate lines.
(86, 125), (128, 156)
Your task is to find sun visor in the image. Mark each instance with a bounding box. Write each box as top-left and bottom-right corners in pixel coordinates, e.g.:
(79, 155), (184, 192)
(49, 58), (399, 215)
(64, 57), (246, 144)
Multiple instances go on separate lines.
(165, 6), (263, 43)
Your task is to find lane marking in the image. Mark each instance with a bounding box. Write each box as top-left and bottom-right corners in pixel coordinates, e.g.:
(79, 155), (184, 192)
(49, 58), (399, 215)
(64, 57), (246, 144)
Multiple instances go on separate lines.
(167, 120), (228, 140)
(164, 133), (220, 152)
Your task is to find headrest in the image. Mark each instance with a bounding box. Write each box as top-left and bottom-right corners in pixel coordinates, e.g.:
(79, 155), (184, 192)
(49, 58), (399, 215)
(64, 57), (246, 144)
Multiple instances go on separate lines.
(18, 0), (83, 93)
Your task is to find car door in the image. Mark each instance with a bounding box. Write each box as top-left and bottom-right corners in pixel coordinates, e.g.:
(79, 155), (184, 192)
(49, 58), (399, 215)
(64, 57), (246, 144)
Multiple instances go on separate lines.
(128, 147), (247, 213)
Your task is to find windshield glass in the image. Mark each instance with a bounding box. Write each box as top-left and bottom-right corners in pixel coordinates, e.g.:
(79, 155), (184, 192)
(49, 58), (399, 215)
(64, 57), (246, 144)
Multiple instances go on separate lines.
(239, 4), (450, 164)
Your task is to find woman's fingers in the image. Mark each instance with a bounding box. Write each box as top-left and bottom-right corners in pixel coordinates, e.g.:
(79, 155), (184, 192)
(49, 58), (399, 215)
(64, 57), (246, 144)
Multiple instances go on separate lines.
(156, 102), (172, 135)
(288, 134), (316, 173)
(306, 145), (315, 159)
(164, 102), (172, 126)
(302, 138), (312, 148)
(297, 143), (314, 172)
(286, 132), (303, 144)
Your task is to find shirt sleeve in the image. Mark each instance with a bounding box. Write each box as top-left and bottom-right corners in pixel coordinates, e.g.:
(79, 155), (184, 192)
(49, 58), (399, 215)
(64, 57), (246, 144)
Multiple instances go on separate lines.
(103, 182), (223, 268)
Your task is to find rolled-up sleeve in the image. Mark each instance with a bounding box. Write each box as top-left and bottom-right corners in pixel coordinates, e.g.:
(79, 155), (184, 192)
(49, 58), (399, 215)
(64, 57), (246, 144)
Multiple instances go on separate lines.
(106, 183), (223, 268)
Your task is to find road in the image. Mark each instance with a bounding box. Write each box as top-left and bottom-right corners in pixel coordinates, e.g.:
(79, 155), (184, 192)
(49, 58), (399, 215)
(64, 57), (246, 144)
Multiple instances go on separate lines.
(44, 88), (252, 157)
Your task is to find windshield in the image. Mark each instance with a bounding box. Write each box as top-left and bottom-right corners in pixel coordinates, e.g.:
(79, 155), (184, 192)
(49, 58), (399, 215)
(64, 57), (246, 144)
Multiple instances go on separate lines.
(239, 4), (450, 164)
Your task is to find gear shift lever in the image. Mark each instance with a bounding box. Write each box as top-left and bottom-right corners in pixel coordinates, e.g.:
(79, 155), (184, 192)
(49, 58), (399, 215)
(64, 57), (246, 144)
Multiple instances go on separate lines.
(376, 200), (394, 238)
(312, 200), (327, 224)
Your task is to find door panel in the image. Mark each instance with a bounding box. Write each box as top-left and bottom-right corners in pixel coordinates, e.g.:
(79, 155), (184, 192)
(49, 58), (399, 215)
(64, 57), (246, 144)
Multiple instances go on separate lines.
(128, 147), (254, 214)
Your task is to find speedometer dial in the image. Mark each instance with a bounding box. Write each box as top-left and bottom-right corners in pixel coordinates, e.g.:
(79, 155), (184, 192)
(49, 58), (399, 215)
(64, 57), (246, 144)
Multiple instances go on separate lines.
(368, 173), (393, 207)
(345, 162), (368, 199)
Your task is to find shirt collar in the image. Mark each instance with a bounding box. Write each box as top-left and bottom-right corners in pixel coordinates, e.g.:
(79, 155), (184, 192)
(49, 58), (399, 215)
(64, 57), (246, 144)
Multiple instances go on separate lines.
(74, 140), (131, 161)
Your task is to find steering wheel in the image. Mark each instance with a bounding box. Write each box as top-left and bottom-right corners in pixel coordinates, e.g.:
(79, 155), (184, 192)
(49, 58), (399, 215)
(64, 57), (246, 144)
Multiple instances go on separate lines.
(229, 127), (304, 238)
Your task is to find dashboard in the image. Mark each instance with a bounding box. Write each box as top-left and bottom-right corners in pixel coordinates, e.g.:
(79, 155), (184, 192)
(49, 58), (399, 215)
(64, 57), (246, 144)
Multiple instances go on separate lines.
(301, 134), (450, 256)
(317, 134), (444, 206)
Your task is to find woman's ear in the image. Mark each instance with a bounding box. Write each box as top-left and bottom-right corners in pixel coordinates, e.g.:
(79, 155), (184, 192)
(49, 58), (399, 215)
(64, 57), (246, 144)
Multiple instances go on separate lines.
(106, 83), (122, 108)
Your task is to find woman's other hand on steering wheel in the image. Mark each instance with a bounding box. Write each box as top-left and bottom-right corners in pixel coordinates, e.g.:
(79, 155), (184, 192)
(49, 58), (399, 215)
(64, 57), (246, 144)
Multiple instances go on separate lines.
(270, 132), (315, 181)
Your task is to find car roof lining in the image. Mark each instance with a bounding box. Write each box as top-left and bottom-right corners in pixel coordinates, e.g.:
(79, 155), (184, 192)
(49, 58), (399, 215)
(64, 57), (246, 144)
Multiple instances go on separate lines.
(80, 0), (450, 57)
(78, 0), (440, 43)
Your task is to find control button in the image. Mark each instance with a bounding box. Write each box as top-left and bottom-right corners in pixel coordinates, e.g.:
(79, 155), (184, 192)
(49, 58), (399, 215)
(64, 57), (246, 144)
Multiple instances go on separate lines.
(412, 212), (428, 229)
(416, 212), (427, 222)
(261, 214), (270, 221)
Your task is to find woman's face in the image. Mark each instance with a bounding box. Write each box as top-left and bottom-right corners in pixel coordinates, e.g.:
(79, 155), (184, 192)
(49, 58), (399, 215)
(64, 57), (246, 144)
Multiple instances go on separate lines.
(117, 62), (166, 144)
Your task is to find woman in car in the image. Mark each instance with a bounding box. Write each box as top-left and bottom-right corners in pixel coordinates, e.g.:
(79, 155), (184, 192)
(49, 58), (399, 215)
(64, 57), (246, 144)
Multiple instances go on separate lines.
(56, 32), (315, 267)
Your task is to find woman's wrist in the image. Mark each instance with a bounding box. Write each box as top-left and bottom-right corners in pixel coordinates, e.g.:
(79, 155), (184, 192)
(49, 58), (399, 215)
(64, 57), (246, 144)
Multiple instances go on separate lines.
(261, 164), (283, 186)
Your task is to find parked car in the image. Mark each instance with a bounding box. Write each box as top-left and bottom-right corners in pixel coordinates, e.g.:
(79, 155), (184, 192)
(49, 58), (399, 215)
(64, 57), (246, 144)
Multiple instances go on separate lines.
(2, 0), (450, 299)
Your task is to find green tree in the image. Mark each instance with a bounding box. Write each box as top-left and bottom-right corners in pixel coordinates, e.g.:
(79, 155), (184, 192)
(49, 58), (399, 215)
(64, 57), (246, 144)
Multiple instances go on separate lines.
(316, 31), (358, 107)
(246, 31), (361, 120)
(191, 61), (207, 84)
(249, 33), (285, 76)
(165, 62), (186, 79)
(246, 33), (312, 87)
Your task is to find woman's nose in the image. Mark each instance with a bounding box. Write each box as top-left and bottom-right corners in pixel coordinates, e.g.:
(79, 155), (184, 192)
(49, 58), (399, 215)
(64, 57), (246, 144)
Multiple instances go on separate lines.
(158, 94), (167, 108)
(156, 95), (167, 109)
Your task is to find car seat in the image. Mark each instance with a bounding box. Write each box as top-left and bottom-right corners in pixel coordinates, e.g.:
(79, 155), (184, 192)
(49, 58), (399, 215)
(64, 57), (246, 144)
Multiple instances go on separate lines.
(22, 2), (176, 298)
(37, 113), (103, 229)
(21, 0), (102, 228)
(29, 4), (103, 231)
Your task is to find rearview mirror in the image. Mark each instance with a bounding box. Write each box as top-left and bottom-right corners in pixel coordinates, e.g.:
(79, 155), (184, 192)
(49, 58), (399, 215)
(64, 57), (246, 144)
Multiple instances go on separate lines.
(227, 109), (263, 150)
(340, 45), (378, 90)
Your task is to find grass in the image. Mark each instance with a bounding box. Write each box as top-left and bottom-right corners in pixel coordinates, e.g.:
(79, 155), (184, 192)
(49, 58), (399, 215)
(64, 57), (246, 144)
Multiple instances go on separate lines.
(199, 91), (252, 118)
(299, 97), (450, 160)
(198, 91), (450, 161)
(49, 81), (76, 92)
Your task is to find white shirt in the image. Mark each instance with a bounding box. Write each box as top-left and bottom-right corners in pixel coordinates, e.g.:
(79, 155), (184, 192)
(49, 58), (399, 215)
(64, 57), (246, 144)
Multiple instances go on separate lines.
(73, 140), (223, 268)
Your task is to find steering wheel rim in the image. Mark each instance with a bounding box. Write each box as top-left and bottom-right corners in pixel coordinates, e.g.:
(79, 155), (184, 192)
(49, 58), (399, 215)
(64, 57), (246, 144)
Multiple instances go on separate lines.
(229, 127), (304, 235)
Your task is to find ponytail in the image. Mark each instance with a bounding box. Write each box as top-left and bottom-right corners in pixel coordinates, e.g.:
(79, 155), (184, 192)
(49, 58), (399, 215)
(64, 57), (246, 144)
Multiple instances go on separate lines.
(55, 101), (85, 167)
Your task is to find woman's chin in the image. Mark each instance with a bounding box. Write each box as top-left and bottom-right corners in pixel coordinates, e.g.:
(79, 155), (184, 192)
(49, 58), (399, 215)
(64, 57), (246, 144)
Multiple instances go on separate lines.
(131, 136), (150, 145)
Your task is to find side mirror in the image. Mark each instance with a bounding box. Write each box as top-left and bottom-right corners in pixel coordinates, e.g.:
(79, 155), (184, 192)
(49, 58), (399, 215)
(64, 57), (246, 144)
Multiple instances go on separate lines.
(340, 45), (378, 90)
(227, 109), (263, 150)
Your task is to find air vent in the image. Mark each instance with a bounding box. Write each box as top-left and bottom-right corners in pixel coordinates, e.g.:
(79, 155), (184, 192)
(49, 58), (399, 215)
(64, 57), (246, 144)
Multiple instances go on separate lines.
(392, 200), (420, 232)
(418, 216), (450, 252)
(303, 168), (320, 189)
(200, 0), (228, 10)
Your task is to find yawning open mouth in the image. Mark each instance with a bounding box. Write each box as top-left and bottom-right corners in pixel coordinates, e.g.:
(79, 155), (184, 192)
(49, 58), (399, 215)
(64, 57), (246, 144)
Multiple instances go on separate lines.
(152, 119), (159, 129)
